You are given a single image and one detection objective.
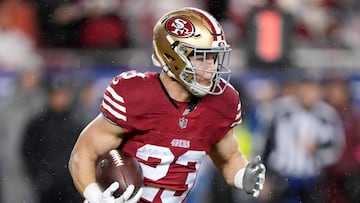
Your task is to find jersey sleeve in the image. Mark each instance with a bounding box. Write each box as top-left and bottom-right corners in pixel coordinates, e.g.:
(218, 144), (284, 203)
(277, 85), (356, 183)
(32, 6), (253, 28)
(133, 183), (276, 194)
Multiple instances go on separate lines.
(100, 71), (147, 132)
(231, 95), (242, 128)
(211, 84), (242, 144)
(222, 83), (242, 128)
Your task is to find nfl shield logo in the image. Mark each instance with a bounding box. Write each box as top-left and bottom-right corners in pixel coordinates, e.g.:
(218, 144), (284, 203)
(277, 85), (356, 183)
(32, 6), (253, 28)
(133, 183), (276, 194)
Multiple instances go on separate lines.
(178, 117), (188, 129)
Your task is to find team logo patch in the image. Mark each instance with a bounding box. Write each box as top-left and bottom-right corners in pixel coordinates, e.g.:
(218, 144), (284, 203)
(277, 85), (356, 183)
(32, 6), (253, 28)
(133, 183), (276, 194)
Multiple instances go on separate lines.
(171, 139), (190, 148)
(165, 17), (194, 38)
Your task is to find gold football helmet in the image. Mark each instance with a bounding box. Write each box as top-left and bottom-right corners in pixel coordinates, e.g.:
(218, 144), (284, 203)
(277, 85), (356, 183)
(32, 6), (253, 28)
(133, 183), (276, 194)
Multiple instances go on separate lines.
(152, 7), (231, 97)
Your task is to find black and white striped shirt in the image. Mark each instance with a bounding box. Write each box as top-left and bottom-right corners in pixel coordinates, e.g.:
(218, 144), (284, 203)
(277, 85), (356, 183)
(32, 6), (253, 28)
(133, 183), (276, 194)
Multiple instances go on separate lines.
(263, 96), (345, 177)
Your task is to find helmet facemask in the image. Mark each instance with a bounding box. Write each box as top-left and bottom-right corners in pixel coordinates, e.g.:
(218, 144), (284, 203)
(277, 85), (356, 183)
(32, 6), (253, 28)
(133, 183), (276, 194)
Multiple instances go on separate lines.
(174, 43), (231, 97)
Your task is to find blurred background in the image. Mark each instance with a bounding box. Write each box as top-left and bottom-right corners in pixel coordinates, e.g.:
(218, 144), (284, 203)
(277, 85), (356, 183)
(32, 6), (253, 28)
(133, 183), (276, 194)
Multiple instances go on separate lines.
(0, 0), (360, 202)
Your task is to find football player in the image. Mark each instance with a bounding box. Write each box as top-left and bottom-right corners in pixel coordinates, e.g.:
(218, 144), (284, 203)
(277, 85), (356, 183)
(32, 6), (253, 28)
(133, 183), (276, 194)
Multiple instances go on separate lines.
(69, 7), (266, 203)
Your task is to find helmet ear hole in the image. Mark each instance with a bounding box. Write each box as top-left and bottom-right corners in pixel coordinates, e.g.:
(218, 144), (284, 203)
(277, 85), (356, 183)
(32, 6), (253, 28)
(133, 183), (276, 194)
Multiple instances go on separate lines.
(164, 53), (175, 61)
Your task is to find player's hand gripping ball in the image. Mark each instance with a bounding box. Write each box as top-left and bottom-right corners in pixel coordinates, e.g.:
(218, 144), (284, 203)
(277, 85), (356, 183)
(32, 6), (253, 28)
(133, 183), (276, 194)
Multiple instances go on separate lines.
(95, 149), (143, 198)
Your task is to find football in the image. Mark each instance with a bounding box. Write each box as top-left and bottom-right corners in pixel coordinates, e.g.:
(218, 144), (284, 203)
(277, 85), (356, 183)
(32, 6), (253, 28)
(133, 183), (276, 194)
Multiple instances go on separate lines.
(95, 149), (143, 198)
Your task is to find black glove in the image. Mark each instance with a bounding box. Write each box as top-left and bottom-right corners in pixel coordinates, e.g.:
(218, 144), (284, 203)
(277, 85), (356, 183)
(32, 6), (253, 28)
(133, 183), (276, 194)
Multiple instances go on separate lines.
(243, 156), (266, 197)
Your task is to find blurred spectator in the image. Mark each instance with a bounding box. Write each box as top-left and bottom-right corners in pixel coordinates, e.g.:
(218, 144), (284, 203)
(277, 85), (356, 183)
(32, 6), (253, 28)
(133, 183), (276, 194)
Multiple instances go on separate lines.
(294, 0), (331, 47)
(21, 76), (83, 203)
(0, 0), (40, 45)
(246, 78), (279, 156)
(73, 79), (99, 126)
(33, 0), (128, 48)
(322, 73), (360, 203)
(340, 12), (360, 49)
(276, 0), (349, 48)
(260, 71), (345, 203)
(278, 72), (298, 97)
(33, 0), (83, 47)
(0, 68), (46, 203)
(0, 30), (43, 71)
(78, 0), (128, 49)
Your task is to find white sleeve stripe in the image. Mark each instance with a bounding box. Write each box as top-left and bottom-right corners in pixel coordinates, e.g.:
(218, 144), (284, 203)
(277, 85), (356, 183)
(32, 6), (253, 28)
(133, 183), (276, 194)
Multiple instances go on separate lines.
(102, 101), (127, 121)
(235, 111), (241, 120)
(103, 94), (126, 113)
(231, 119), (242, 127)
(106, 86), (124, 103)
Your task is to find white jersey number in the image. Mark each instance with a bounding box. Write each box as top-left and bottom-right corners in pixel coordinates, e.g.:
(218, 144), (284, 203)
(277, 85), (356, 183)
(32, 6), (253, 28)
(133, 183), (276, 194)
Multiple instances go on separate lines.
(119, 70), (146, 79)
(136, 144), (206, 202)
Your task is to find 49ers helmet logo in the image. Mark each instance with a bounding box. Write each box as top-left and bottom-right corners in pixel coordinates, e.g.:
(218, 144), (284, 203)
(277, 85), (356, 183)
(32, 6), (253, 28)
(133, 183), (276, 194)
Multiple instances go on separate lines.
(165, 17), (194, 37)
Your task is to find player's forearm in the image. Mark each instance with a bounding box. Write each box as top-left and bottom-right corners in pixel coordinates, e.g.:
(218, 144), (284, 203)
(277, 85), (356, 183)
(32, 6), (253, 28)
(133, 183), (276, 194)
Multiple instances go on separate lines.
(221, 153), (249, 187)
(210, 129), (249, 186)
(69, 149), (97, 195)
(69, 115), (125, 195)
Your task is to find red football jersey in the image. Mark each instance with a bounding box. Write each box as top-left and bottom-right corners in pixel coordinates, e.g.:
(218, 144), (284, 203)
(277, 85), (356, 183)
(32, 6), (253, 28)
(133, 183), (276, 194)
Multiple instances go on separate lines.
(101, 70), (242, 203)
